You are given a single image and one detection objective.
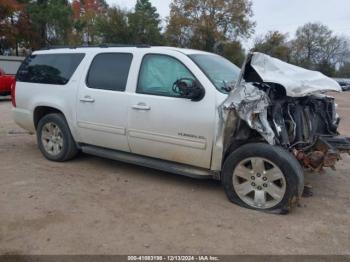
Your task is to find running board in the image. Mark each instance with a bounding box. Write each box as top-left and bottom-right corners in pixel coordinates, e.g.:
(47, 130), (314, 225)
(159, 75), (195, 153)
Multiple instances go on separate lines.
(81, 145), (218, 180)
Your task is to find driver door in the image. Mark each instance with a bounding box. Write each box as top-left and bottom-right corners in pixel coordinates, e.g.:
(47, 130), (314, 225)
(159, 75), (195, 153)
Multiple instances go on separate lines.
(127, 53), (216, 168)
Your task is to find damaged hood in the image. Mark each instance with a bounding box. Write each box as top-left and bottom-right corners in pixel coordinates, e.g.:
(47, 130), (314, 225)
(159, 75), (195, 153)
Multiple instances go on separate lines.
(245, 52), (342, 97)
(222, 52), (342, 146)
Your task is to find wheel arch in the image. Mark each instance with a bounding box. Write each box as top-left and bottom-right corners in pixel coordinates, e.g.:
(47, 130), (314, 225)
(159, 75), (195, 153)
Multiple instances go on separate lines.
(32, 105), (80, 146)
(33, 106), (65, 130)
(223, 119), (266, 162)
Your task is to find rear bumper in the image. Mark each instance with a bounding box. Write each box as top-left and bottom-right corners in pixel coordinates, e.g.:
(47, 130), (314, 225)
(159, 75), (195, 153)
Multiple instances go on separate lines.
(12, 107), (35, 133)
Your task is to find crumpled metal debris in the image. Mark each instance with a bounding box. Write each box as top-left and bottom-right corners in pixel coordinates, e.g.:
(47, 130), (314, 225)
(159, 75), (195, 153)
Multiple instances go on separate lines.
(226, 81), (275, 145)
(222, 52), (342, 146)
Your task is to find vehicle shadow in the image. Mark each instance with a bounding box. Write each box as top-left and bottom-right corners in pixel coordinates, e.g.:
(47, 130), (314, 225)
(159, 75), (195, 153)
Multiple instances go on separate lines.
(75, 152), (223, 193)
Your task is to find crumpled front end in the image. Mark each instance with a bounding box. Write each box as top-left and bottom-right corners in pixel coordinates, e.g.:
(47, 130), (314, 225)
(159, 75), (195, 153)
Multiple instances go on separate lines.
(223, 52), (350, 171)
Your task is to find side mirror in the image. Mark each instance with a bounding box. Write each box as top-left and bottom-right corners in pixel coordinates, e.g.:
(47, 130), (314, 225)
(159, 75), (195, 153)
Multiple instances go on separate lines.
(172, 78), (205, 101)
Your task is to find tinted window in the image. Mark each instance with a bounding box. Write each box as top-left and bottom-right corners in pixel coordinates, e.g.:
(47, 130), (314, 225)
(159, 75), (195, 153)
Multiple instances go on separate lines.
(87, 53), (133, 91)
(137, 54), (195, 97)
(17, 53), (85, 85)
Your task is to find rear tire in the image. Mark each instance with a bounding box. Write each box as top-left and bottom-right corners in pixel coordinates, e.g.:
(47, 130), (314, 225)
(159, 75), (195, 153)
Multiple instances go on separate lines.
(222, 143), (304, 214)
(37, 113), (78, 162)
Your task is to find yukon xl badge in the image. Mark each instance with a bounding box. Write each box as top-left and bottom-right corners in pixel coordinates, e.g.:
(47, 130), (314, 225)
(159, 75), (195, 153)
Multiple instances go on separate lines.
(178, 132), (206, 140)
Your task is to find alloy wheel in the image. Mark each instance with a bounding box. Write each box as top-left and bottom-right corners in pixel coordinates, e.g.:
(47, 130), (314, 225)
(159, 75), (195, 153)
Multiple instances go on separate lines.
(41, 122), (64, 156)
(232, 157), (287, 209)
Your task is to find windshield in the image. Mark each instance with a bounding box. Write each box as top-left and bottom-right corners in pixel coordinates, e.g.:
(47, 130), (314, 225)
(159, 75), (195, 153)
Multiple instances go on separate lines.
(189, 54), (241, 94)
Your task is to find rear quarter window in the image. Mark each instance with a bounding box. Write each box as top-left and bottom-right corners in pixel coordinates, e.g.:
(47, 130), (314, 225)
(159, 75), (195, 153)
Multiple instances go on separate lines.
(16, 53), (85, 85)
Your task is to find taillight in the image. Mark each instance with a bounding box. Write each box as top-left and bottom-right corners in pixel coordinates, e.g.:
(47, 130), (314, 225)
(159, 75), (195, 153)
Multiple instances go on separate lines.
(11, 80), (16, 107)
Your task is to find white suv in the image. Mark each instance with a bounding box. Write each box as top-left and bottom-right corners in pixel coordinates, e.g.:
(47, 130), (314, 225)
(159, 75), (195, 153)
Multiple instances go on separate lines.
(12, 45), (350, 213)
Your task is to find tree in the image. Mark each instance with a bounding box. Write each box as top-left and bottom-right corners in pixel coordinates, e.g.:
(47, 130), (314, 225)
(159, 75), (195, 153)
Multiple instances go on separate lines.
(95, 7), (130, 44)
(71, 0), (108, 45)
(336, 62), (350, 78)
(290, 23), (349, 76)
(0, 0), (19, 53)
(165, 0), (255, 52)
(214, 41), (245, 66)
(0, 0), (33, 55)
(252, 31), (291, 61)
(27, 0), (73, 48)
(128, 0), (162, 45)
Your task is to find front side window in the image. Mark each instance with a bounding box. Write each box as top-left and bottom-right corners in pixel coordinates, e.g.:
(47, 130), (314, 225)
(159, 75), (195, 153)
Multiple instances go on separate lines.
(137, 54), (195, 97)
(17, 53), (85, 85)
(87, 53), (133, 91)
(189, 54), (241, 93)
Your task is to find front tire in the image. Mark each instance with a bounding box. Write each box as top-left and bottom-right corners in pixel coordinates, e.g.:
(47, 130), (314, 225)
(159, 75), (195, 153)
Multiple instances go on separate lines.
(37, 113), (78, 162)
(222, 143), (304, 214)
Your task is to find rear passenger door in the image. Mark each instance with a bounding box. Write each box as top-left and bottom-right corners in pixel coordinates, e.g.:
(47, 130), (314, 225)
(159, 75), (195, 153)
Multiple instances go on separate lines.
(76, 52), (133, 152)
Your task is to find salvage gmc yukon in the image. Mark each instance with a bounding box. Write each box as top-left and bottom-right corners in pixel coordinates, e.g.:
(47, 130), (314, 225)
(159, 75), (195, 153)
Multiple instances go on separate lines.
(12, 45), (350, 214)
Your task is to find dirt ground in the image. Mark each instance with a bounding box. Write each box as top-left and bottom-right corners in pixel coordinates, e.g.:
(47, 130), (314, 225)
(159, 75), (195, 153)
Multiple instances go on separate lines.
(0, 93), (349, 255)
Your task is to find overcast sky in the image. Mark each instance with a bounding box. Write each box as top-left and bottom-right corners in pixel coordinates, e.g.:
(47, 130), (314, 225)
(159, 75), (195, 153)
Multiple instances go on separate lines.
(108, 0), (350, 48)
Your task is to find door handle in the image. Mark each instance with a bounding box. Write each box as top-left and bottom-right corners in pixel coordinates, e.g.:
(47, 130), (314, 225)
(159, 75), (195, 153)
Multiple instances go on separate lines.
(80, 96), (95, 103)
(132, 103), (151, 111)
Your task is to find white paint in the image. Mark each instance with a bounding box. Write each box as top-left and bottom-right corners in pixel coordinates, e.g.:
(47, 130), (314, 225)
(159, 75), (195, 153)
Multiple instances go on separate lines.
(13, 46), (222, 170)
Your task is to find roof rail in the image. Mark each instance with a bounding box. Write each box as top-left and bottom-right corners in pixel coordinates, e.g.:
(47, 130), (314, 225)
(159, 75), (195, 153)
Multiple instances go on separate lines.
(40, 44), (151, 50)
(40, 45), (75, 50)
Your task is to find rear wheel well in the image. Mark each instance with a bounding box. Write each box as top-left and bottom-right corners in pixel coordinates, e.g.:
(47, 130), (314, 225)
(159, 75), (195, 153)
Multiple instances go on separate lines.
(34, 106), (64, 130)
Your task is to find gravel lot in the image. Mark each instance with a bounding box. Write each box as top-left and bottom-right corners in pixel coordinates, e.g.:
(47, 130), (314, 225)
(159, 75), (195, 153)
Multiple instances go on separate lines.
(0, 93), (349, 255)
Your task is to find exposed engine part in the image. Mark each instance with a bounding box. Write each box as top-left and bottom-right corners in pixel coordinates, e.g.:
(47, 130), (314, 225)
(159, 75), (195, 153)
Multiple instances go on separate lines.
(263, 84), (348, 171)
(295, 150), (324, 171)
(227, 81), (350, 171)
(222, 52), (349, 172)
(294, 149), (339, 171)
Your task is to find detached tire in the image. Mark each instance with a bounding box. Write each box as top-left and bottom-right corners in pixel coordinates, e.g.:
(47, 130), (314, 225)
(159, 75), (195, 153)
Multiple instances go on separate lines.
(222, 143), (304, 214)
(37, 113), (78, 162)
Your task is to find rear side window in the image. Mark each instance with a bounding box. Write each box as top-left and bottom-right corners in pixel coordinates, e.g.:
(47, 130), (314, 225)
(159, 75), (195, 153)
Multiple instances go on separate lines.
(86, 53), (133, 91)
(17, 53), (85, 85)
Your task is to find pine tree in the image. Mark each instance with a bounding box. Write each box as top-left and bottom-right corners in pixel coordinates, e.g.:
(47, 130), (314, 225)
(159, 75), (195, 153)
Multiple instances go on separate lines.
(95, 7), (130, 44)
(27, 0), (73, 47)
(128, 0), (162, 45)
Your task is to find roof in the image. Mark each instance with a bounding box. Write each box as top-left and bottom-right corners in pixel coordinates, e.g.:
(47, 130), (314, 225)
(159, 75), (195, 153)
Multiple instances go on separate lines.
(33, 45), (214, 56)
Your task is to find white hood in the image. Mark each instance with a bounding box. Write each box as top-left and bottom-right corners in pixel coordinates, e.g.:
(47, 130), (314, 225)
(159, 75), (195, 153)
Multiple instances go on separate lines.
(249, 52), (341, 96)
